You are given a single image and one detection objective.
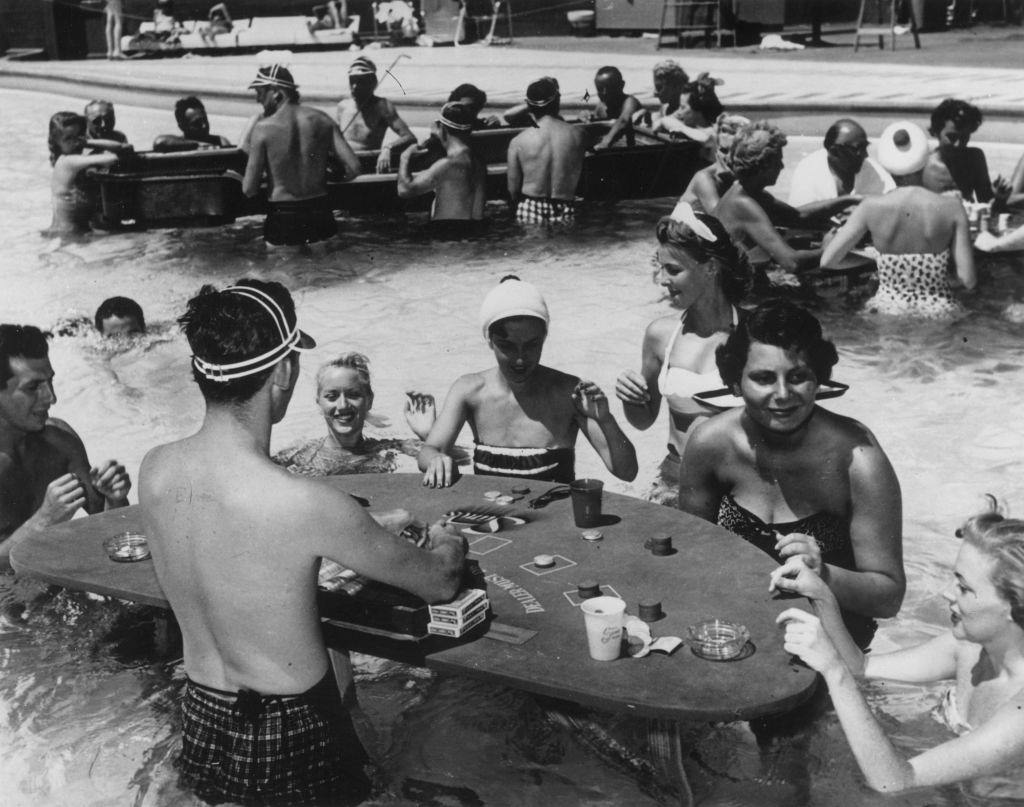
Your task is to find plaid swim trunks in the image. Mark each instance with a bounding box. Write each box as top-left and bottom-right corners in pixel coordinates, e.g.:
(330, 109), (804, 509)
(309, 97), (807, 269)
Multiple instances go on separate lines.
(515, 195), (576, 224)
(177, 671), (371, 806)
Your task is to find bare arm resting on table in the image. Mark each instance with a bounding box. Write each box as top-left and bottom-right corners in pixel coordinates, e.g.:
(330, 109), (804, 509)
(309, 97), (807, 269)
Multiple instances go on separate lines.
(417, 375), (473, 488)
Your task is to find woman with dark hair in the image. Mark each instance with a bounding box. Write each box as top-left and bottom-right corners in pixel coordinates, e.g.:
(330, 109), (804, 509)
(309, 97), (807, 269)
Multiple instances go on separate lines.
(777, 507), (1024, 798)
(679, 299), (904, 647)
(615, 202), (751, 505)
(48, 111), (132, 235)
(923, 98), (1009, 205)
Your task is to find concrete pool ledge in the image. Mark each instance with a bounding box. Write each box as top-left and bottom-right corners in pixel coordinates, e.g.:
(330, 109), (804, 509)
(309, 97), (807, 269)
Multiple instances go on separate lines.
(4, 43), (1024, 124)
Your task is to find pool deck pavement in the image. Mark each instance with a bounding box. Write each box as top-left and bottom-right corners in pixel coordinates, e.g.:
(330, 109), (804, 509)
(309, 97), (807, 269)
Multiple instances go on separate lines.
(3, 26), (1024, 122)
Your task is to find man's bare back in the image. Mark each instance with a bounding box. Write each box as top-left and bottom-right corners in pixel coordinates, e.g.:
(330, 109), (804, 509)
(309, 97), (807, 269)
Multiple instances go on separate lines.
(508, 117), (585, 201)
(243, 102), (357, 202)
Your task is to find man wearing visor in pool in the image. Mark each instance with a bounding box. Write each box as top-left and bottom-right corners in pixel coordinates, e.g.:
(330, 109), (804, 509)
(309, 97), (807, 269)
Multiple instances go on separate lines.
(241, 64), (361, 247)
(140, 279), (465, 805)
(397, 101), (486, 232)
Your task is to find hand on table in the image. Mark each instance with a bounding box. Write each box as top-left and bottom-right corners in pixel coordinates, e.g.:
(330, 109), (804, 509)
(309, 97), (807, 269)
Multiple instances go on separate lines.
(403, 392), (437, 440)
(993, 174), (1011, 207)
(422, 454), (456, 489)
(38, 473), (87, 525)
(376, 150), (393, 174)
(572, 380), (610, 421)
(615, 369), (650, 406)
(776, 608), (843, 675)
(426, 518), (468, 555)
(90, 459), (131, 507)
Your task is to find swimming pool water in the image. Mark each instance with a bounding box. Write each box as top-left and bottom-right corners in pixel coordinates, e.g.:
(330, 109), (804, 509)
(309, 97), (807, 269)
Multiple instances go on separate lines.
(3, 86), (1024, 806)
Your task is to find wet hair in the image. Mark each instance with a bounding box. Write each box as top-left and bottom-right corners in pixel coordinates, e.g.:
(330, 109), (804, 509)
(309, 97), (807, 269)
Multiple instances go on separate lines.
(728, 120), (788, 182)
(0, 325), (51, 386)
(448, 83), (487, 112)
(716, 299), (838, 388)
(683, 73), (723, 122)
(317, 352), (372, 397)
(655, 213), (751, 304)
(652, 60), (688, 88)
(48, 111), (86, 166)
(929, 98), (982, 137)
(94, 296), (146, 333)
(178, 278), (298, 405)
(174, 96), (205, 131)
(957, 507), (1024, 631)
(595, 65), (624, 84)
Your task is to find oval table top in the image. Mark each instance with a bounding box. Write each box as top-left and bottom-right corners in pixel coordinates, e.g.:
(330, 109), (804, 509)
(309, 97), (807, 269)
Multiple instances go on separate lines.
(10, 472), (817, 722)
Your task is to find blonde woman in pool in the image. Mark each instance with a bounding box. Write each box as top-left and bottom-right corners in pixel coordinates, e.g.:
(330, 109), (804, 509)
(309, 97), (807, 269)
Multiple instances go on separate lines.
(776, 508), (1024, 799)
(273, 352), (435, 476)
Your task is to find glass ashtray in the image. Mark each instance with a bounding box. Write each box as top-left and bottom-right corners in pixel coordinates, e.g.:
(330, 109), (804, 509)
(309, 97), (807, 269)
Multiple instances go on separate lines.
(687, 619), (750, 661)
(104, 531), (151, 563)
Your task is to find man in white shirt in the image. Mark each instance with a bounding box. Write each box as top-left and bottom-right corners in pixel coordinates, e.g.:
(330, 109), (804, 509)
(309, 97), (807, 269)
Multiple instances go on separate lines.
(789, 119), (895, 207)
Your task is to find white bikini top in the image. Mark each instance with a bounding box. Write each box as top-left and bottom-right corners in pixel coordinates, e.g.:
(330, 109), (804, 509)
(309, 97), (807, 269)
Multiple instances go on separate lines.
(657, 307), (739, 409)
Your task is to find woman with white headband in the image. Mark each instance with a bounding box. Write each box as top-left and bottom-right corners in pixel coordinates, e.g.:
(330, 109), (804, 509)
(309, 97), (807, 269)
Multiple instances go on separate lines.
(822, 121), (976, 319)
(615, 202), (750, 505)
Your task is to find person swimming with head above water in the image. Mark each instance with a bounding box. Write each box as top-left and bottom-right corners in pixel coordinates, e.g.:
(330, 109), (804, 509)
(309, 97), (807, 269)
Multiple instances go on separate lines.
(679, 299), (904, 648)
(48, 111), (134, 235)
(615, 202), (751, 506)
(95, 296), (146, 337)
(418, 275), (638, 488)
(273, 351), (437, 477)
(776, 506), (1024, 799)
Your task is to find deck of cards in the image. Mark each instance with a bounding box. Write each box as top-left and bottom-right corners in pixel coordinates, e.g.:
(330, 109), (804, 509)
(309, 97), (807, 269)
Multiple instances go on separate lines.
(427, 587), (490, 637)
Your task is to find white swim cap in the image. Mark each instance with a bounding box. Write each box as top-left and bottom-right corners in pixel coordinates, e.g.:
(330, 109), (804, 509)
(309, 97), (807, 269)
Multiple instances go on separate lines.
(876, 121), (929, 176)
(479, 276), (549, 340)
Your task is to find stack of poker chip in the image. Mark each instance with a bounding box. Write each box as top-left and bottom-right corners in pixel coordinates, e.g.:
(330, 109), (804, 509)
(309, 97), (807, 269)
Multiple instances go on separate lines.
(427, 588), (489, 637)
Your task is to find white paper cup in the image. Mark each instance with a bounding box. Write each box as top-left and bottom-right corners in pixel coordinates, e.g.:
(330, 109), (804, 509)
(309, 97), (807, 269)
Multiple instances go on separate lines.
(580, 596), (626, 661)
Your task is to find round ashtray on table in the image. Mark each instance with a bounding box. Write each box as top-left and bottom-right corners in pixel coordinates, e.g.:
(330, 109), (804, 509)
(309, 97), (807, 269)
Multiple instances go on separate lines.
(687, 619), (750, 661)
(104, 531), (151, 563)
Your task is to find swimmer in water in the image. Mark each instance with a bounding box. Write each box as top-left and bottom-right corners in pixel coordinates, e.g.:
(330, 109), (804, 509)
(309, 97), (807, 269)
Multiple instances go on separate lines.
(84, 100), (129, 147)
(776, 507), (1024, 799)
(615, 203), (751, 506)
(95, 296), (146, 337)
(0, 324), (131, 572)
(397, 101), (486, 230)
(337, 56), (417, 174)
(153, 96), (233, 151)
(48, 111), (133, 235)
(273, 352), (436, 477)
(584, 66), (642, 151)
(418, 275), (638, 488)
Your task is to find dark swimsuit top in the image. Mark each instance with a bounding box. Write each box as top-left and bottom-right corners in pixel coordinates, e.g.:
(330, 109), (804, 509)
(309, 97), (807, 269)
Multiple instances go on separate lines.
(472, 444), (575, 483)
(717, 493), (876, 648)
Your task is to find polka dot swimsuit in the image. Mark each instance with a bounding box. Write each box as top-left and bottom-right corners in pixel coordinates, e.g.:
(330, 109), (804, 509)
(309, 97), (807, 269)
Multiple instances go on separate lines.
(865, 250), (966, 319)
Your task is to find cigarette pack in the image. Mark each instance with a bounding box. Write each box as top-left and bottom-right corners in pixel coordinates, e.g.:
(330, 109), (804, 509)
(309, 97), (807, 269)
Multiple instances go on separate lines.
(427, 607), (488, 637)
(429, 587), (488, 620)
(445, 511), (501, 532)
(429, 597), (489, 626)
